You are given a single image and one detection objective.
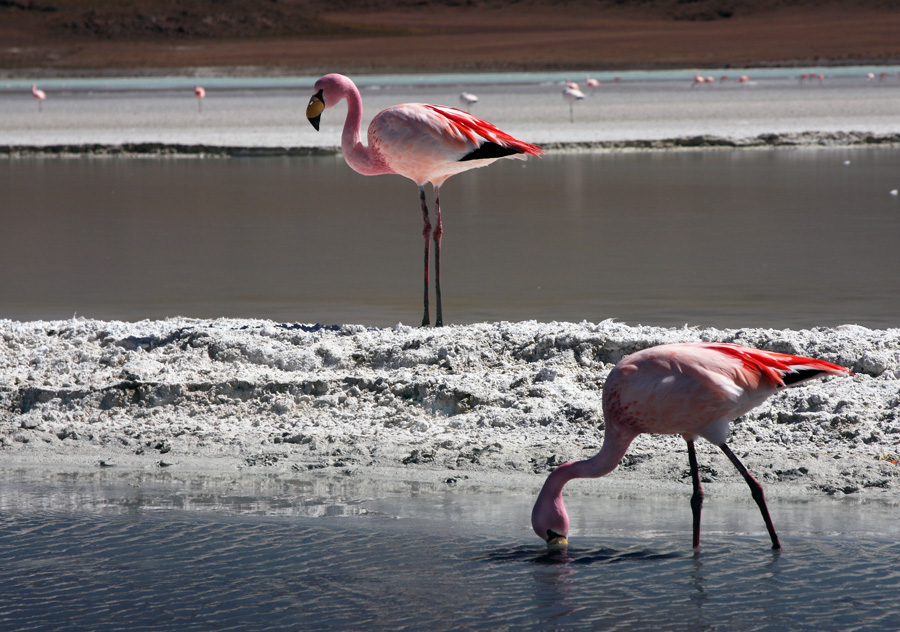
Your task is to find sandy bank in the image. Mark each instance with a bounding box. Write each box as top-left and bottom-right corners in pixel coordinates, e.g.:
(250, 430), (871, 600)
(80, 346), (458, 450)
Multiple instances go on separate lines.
(2, 318), (899, 503)
(4, 132), (900, 159)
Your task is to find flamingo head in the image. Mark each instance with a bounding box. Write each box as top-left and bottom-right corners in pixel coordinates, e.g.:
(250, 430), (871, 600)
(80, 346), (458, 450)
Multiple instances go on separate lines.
(307, 73), (353, 131)
(531, 467), (571, 549)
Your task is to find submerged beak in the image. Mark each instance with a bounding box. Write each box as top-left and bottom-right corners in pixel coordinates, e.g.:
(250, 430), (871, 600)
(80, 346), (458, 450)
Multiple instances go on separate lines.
(306, 89), (324, 131)
(546, 531), (568, 550)
(547, 535), (568, 550)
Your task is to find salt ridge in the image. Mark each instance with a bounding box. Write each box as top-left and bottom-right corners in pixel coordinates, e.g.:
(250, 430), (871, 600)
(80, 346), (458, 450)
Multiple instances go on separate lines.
(2, 318), (898, 500)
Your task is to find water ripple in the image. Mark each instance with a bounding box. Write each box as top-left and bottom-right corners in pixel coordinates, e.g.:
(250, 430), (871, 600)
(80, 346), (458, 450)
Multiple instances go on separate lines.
(2, 501), (899, 631)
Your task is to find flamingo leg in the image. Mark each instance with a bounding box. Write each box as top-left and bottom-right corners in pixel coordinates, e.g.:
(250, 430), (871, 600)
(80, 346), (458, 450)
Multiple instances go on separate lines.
(720, 443), (782, 550)
(433, 185), (443, 327)
(686, 439), (703, 549)
(419, 186), (432, 327)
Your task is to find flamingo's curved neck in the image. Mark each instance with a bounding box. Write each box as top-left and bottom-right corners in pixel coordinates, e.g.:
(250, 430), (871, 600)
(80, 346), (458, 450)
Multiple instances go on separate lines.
(339, 84), (391, 177)
(541, 426), (636, 498)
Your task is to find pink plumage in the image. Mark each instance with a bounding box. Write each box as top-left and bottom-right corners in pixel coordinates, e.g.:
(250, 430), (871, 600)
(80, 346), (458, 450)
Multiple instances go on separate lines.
(194, 86), (205, 112)
(532, 342), (851, 550)
(31, 83), (46, 112)
(307, 73), (541, 327)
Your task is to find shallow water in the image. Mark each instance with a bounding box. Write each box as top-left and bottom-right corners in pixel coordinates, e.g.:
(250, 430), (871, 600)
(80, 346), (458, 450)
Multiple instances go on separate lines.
(2, 149), (898, 328)
(6, 72), (900, 147)
(1, 473), (898, 632)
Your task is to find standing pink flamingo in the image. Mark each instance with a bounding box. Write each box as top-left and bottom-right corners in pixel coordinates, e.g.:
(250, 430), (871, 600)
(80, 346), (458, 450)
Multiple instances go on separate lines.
(532, 342), (851, 550)
(31, 84), (46, 112)
(194, 85), (206, 112)
(306, 73), (541, 327)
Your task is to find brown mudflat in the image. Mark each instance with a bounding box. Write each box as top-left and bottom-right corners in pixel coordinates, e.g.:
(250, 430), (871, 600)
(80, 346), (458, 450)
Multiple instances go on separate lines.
(3, 1), (900, 76)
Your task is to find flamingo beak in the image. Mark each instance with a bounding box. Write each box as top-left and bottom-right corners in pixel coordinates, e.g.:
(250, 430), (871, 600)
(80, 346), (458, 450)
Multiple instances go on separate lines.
(306, 90), (325, 131)
(546, 530), (568, 550)
(547, 535), (569, 550)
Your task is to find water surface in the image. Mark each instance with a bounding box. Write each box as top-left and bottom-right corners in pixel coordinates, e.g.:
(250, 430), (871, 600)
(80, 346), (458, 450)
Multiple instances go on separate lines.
(3, 149), (898, 328)
(1, 473), (898, 632)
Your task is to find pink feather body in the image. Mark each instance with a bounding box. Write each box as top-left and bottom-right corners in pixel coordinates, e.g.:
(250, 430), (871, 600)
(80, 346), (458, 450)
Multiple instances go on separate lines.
(311, 73), (541, 185)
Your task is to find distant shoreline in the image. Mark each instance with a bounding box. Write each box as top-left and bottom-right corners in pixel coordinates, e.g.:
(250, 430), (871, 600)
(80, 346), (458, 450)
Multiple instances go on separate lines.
(4, 132), (900, 158)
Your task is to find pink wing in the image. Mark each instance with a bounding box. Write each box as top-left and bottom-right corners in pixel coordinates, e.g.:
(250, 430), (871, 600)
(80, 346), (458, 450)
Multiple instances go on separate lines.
(369, 103), (541, 185)
(420, 104), (543, 157)
(603, 342), (850, 444)
(699, 343), (851, 388)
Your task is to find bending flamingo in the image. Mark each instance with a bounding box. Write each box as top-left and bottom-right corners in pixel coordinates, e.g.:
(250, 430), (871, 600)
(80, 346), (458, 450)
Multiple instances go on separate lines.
(532, 342), (851, 550)
(32, 84), (46, 112)
(306, 73), (541, 326)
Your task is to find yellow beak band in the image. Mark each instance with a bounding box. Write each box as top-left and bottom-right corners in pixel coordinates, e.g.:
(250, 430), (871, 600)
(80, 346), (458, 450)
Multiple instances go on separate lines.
(306, 91), (325, 130)
(547, 535), (569, 550)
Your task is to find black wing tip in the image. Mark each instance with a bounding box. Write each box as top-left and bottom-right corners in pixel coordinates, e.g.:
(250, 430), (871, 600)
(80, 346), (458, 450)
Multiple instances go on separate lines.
(779, 369), (828, 387)
(459, 142), (520, 162)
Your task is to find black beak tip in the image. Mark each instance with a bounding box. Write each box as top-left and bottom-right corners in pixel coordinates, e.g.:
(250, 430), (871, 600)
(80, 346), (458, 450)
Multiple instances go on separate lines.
(309, 116), (321, 131)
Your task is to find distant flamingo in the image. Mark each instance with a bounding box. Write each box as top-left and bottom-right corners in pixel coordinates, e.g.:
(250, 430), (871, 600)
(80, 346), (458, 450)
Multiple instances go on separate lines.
(737, 74), (750, 84)
(691, 75), (706, 88)
(532, 342), (851, 550)
(31, 84), (46, 112)
(458, 91), (478, 111)
(562, 85), (585, 122)
(306, 73), (541, 327)
(564, 79), (580, 91)
(585, 76), (601, 92)
(194, 85), (205, 112)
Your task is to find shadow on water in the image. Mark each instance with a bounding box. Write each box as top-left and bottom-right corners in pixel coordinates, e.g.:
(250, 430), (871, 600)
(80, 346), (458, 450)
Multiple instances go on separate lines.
(485, 543), (685, 566)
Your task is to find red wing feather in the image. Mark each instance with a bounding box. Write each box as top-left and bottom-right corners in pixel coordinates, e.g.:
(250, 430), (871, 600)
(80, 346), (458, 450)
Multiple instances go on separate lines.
(422, 104), (543, 156)
(704, 343), (851, 387)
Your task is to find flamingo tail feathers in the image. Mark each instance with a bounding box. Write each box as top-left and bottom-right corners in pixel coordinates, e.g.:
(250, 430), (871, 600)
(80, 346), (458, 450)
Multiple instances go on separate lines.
(705, 343), (851, 388)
